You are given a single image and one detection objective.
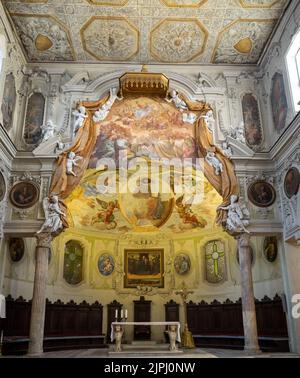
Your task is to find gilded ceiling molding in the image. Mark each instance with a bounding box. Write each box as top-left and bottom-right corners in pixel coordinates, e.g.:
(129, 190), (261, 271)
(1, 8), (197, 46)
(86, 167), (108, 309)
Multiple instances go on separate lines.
(10, 13), (76, 62)
(80, 16), (139, 61)
(20, 0), (48, 3)
(239, 0), (283, 8)
(86, 0), (129, 5)
(160, 0), (208, 7)
(150, 18), (208, 63)
(211, 18), (276, 64)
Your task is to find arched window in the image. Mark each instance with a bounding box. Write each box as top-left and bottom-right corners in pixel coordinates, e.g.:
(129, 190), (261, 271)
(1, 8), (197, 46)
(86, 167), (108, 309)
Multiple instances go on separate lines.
(204, 240), (226, 284)
(286, 27), (300, 112)
(63, 240), (84, 285)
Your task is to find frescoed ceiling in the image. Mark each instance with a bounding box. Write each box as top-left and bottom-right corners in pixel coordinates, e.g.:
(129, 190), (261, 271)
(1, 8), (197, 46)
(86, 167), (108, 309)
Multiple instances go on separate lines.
(3, 0), (288, 64)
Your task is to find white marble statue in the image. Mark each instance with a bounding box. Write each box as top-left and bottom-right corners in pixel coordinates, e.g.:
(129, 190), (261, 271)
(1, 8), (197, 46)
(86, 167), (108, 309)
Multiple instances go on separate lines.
(168, 325), (178, 351)
(182, 112), (197, 124)
(114, 325), (124, 352)
(219, 195), (250, 234)
(66, 151), (83, 176)
(93, 103), (110, 122)
(73, 105), (88, 133)
(205, 151), (223, 175)
(165, 89), (188, 111)
(201, 110), (215, 133)
(222, 141), (233, 159)
(37, 195), (66, 235)
(106, 87), (123, 108)
(231, 122), (246, 143)
(41, 120), (56, 142)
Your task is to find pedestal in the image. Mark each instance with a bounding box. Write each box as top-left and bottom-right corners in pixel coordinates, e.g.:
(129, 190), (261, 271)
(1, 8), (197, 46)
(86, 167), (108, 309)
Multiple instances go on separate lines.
(27, 233), (52, 356)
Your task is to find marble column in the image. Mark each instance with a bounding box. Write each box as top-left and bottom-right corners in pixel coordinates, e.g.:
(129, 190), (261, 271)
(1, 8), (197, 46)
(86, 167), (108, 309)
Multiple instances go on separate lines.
(27, 232), (52, 356)
(237, 233), (260, 353)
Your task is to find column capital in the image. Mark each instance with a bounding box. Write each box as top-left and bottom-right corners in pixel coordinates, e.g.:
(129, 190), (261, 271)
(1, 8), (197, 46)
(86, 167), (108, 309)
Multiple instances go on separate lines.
(35, 232), (53, 248)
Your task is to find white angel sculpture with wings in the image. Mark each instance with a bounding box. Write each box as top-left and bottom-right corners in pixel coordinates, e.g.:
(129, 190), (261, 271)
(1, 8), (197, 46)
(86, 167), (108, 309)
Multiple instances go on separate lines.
(219, 195), (250, 234)
(37, 195), (66, 235)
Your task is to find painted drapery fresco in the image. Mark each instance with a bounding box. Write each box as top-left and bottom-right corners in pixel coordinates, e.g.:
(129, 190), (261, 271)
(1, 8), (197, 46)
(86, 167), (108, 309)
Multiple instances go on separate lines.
(23, 93), (45, 148)
(1, 73), (16, 131)
(242, 93), (263, 149)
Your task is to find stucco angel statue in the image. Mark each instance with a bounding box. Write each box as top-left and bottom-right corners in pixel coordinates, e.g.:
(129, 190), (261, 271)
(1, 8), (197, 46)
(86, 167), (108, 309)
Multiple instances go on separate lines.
(221, 141), (233, 159)
(106, 87), (123, 108)
(66, 151), (83, 176)
(37, 195), (66, 235)
(230, 122), (246, 143)
(219, 195), (250, 234)
(205, 151), (223, 175)
(73, 105), (88, 133)
(41, 120), (56, 142)
(93, 103), (110, 122)
(165, 89), (188, 111)
(200, 110), (215, 133)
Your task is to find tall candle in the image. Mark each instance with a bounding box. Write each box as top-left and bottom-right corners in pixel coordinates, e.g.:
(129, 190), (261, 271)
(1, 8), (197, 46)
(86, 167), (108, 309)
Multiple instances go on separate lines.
(0, 330), (3, 344)
(121, 309), (124, 319)
(125, 309), (128, 319)
(115, 309), (118, 319)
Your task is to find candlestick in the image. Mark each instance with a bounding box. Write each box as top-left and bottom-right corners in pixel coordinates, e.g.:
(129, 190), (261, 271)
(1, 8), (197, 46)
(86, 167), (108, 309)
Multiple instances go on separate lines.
(125, 309), (128, 319)
(115, 309), (118, 319)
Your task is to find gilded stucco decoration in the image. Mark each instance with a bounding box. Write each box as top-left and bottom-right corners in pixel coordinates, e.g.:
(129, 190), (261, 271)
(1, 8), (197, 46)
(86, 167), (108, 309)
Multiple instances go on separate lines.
(161, 0), (208, 7)
(11, 14), (75, 62)
(150, 18), (208, 63)
(81, 16), (139, 61)
(4, 0), (287, 64)
(212, 19), (276, 64)
(239, 0), (284, 8)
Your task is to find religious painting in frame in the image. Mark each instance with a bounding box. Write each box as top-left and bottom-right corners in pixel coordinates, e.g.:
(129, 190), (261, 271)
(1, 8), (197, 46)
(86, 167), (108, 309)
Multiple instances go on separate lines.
(205, 240), (226, 284)
(23, 93), (45, 148)
(124, 249), (164, 288)
(242, 93), (263, 149)
(270, 72), (288, 132)
(263, 236), (278, 263)
(1, 73), (16, 131)
(284, 167), (300, 199)
(174, 253), (191, 275)
(98, 253), (115, 276)
(247, 180), (276, 207)
(9, 181), (39, 209)
(8, 237), (25, 263)
(0, 172), (6, 202)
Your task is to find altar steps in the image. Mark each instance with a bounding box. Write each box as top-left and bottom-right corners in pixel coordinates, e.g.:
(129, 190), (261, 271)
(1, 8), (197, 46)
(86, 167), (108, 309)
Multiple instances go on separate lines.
(108, 342), (184, 355)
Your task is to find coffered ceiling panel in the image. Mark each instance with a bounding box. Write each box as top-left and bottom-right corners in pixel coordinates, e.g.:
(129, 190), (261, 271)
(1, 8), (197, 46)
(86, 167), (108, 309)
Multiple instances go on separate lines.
(3, 0), (288, 64)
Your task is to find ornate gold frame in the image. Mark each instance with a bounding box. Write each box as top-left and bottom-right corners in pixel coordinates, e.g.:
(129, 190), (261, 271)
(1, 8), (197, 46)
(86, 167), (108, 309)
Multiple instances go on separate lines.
(160, 0), (208, 7)
(86, 0), (129, 5)
(80, 16), (140, 61)
(239, 0), (282, 8)
(150, 17), (208, 63)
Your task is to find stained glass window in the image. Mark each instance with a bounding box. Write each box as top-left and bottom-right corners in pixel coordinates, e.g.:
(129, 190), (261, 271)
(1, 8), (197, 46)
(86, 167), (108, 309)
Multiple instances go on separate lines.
(205, 240), (226, 284)
(63, 240), (83, 285)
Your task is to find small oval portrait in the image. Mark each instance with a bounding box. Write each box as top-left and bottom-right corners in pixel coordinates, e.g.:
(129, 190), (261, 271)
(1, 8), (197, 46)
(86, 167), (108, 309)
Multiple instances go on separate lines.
(8, 238), (25, 262)
(0, 172), (6, 202)
(263, 236), (278, 263)
(174, 253), (191, 275)
(98, 254), (114, 276)
(284, 167), (300, 199)
(9, 181), (39, 209)
(247, 181), (276, 208)
(236, 246), (254, 266)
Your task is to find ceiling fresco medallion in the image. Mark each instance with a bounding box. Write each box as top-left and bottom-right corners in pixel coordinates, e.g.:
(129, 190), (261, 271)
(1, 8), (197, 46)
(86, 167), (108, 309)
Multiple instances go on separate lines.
(212, 19), (276, 64)
(239, 0), (284, 8)
(161, 0), (208, 7)
(150, 18), (208, 63)
(11, 14), (75, 62)
(86, 0), (129, 5)
(81, 16), (139, 61)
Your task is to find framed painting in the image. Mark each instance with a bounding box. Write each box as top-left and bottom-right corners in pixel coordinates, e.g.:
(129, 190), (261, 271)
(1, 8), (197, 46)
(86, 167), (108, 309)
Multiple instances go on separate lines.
(263, 236), (278, 263)
(9, 181), (39, 209)
(23, 93), (45, 148)
(284, 167), (300, 199)
(1, 73), (16, 131)
(0, 172), (6, 202)
(8, 238), (25, 263)
(271, 72), (288, 132)
(247, 180), (276, 207)
(174, 253), (191, 275)
(124, 249), (164, 288)
(98, 253), (114, 276)
(242, 93), (263, 149)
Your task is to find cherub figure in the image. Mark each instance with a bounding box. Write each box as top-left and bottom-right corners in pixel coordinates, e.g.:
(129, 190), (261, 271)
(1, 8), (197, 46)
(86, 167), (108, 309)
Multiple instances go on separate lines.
(37, 195), (66, 235)
(222, 141), (233, 159)
(200, 110), (215, 133)
(165, 89), (188, 111)
(66, 151), (82, 176)
(93, 103), (110, 122)
(219, 195), (250, 234)
(205, 151), (223, 175)
(168, 325), (178, 351)
(41, 120), (56, 142)
(182, 112), (197, 124)
(106, 87), (123, 108)
(114, 325), (124, 352)
(231, 122), (246, 143)
(73, 105), (88, 133)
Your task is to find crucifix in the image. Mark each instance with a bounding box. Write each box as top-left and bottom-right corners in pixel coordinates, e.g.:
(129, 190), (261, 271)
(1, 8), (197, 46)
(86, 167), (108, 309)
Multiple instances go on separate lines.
(175, 282), (195, 348)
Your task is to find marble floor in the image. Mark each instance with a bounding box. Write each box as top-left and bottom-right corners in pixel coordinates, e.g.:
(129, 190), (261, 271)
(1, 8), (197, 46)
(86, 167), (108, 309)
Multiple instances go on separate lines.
(5, 347), (298, 358)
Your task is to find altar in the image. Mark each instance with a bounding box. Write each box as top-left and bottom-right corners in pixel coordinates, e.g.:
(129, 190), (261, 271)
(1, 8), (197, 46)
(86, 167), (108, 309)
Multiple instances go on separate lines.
(111, 322), (181, 352)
